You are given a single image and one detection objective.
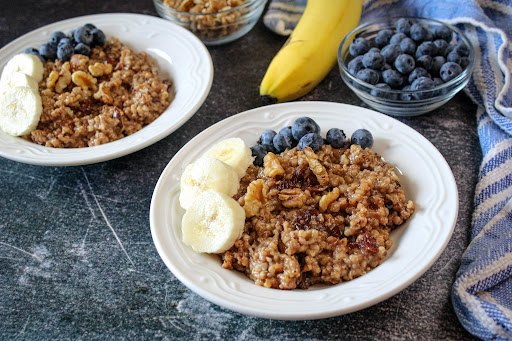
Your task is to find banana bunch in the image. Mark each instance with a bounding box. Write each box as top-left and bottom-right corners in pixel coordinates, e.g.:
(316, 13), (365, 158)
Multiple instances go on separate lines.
(260, 0), (363, 103)
(179, 138), (253, 253)
(0, 53), (44, 136)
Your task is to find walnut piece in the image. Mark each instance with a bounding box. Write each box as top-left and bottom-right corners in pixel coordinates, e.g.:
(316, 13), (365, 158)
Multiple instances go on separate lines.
(54, 62), (72, 93)
(303, 147), (330, 186)
(319, 187), (341, 213)
(71, 71), (97, 90)
(93, 82), (113, 104)
(263, 152), (284, 178)
(89, 62), (113, 77)
(279, 188), (307, 208)
(46, 70), (59, 88)
(244, 179), (268, 218)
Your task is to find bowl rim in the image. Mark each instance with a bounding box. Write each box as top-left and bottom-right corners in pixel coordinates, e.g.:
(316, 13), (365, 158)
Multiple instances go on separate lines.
(337, 16), (475, 99)
(154, 0), (266, 16)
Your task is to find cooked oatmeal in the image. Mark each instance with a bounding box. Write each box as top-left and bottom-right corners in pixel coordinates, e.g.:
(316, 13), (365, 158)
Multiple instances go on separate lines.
(30, 38), (172, 148)
(221, 143), (415, 290)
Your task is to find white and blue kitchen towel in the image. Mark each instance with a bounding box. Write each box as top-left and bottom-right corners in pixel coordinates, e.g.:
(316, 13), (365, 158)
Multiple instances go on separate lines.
(264, 1), (512, 339)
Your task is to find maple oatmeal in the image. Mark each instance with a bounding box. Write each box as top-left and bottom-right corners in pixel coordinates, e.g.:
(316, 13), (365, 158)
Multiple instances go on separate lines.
(222, 143), (415, 290)
(30, 38), (173, 148)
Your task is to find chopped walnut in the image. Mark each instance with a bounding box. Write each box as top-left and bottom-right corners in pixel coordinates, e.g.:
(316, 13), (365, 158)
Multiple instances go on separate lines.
(243, 179), (268, 218)
(93, 82), (113, 104)
(263, 152), (284, 178)
(46, 70), (59, 88)
(69, 54), (90, 72)
(279, 188), (307, 208)
(319, 187), (341, 213)
(54, 62), (72, 93)
(72, 71), (97, 90)
(89, 62), (113, 77)
(303, 147), (330, 186)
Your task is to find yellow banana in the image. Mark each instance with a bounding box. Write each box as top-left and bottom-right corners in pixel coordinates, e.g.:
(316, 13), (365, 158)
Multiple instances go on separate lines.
(260, 0), (363, 103)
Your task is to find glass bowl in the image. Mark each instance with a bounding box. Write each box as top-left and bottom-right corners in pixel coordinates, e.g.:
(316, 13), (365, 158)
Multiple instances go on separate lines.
(338, 17), (475, 116)
(153, 0), (267, 46)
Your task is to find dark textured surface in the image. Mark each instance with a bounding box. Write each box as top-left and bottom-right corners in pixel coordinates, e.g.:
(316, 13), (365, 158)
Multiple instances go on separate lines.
(0, 1), (481, 340)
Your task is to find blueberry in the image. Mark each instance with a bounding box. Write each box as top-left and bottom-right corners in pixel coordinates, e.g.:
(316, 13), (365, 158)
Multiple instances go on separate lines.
(261, 143), (277, 154)
(91, 28), (106, 47)
(451, 42), (470, 57)
(259, 129), (277, 145)
(23, 48), (44, 62)
(39, 43), (57, 60)
(351, 129), (373, 149)
(382, 69), (404, 89)
(411, 77), (435, 99)
(49, 31), (66, 45)
(390, 33), (407, 45)
(447, 51), (461, 64)
(440, 62), (463, 82)
(370, 83), (397, 100)
(381, 64), (392, 73)
(292, 117), (321, 141)
(415, 41), (437, 58)
(400, 85), (414, 101)
(251, 145), (267, 166)
(74, 43), (91, 57)
(380, 44), (401, 64)
(394, 54), (415, 74)
(410, 23), (431, 42)
(369, 47), (381, 54)
(362, 50), (385, 70)
(416, 55), (433, 70)
(356, 68), (380, 85)
(325, 128), (346, 148)
(57, 43), (74, 61)
(23, 47), (39, 55)
(298, 133), (323, 152)
(434, 25), (453, 42)
(460, 56), (470, 68)
(74, 26), (93, 46)
(278, 126), (294, 140)
(433, 77), (444, 86)
(375, 29), (394, 47)
(348, 56), (364, 76)
(400, 37), (416, 55)
(434, 39), (450, 56)
(84, 23), (97, 30)
(68, 29), (76, 39)
(408, 67), (431, 84)
(273, 133), (293, 153)
(349, 37), (370, 57)
(431, 56), (446, 76)
(396, 18), (412, 35)
(58, 37), (73, 47)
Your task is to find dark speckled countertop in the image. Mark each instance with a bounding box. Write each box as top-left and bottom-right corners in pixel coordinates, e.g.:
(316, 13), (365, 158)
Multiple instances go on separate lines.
(0, 0), (481, 339)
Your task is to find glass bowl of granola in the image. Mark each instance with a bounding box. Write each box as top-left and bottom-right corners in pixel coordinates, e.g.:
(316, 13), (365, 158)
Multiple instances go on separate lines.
(154, 0), (267, 45)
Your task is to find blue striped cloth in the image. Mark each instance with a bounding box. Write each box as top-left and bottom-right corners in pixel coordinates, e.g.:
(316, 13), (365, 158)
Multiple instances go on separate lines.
(265, 1), (512, 339)
(362, 2), (512, 340)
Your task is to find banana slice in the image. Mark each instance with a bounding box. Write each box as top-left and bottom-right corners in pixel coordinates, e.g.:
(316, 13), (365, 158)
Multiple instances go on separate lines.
(1, 53), (44, 83)
(0, 71), (39, 94)
(202, 137), (254, 178)
(181, 190), (245, 253)
(0, 86), (42, 136)
(179, 157), (240, 210)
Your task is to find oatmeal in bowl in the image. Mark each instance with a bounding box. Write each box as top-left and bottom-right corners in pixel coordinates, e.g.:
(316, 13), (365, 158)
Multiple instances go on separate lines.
(0, 23), (173, 148)
(177, 116), (415, 290)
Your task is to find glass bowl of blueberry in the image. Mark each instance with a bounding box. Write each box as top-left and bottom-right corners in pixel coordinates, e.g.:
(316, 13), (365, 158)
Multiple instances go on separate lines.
(337, 17), (474, 116)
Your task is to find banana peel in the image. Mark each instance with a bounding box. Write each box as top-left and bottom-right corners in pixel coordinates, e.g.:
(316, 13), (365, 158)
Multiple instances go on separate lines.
(260, 0), (363, 103)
